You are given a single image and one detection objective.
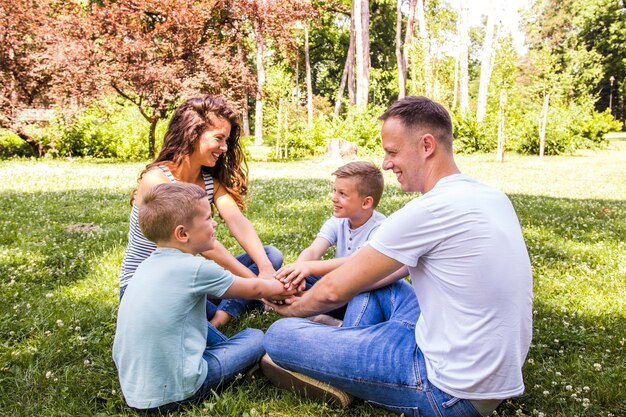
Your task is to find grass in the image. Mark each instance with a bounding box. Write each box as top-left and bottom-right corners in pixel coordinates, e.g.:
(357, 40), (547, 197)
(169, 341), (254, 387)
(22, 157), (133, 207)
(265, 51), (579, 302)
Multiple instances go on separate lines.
(0, 142), (625, 417)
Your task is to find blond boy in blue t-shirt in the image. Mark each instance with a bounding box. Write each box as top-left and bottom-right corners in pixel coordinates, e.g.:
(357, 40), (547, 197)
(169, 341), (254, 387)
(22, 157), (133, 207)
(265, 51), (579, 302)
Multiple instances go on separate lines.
(113, 183), (293, 413)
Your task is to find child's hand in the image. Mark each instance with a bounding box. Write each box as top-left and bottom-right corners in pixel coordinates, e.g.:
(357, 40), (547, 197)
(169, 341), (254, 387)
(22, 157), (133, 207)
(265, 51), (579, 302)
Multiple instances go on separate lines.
(274, 263), (310, 290)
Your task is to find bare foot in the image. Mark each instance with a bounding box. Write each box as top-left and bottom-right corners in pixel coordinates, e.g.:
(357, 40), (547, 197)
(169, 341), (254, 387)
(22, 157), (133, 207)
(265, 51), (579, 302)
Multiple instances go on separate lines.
(209, 310), (232, 328)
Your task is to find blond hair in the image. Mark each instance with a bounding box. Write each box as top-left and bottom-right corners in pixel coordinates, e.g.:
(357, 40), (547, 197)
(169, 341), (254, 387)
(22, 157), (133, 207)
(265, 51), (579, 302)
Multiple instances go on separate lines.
(138, 183), (207, 243)
(332, 161), (384, 207)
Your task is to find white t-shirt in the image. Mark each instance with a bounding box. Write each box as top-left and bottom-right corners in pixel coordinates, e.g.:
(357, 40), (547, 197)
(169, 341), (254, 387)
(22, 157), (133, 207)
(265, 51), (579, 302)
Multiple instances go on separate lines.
(318, 210), (386, 258)
(370, 174), (532, 400)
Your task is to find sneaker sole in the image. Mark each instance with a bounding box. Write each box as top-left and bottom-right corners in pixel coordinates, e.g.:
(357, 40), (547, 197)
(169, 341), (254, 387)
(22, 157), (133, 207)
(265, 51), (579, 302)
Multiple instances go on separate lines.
(260, 354), (353, 408)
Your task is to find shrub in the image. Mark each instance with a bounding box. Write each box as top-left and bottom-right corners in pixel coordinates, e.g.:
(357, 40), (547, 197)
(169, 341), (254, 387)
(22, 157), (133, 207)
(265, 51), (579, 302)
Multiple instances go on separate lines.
(516, 104), (620, 155)
(0, 130), (35, 158)
(452, 112), (493, 153)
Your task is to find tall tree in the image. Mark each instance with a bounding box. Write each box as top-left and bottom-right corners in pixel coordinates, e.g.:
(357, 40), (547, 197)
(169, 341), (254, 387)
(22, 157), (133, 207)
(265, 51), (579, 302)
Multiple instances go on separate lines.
(354, 0), (370, 108)
(457, 0), (469, 115)
(476, 0), (498, 123)
(236, 0), (315, 145)
(304, 22), (314, 126)
(396, 0), (417, 99)
(0, 0), (91, 155)
(64, 0), (248, 157)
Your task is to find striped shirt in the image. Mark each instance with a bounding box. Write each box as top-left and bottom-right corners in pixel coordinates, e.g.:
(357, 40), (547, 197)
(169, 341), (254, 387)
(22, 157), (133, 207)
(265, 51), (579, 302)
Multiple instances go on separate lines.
(119, 165), (215, 291)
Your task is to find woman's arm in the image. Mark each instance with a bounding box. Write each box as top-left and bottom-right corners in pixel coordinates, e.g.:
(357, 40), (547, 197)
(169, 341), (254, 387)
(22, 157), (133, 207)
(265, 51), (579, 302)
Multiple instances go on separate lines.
(214, 180), (276, 279)
(200, 240), (256, 278)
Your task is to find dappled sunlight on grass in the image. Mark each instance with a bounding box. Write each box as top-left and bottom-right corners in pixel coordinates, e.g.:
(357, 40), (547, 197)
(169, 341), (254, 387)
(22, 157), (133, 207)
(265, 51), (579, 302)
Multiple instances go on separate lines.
(0, 146), (624, 416)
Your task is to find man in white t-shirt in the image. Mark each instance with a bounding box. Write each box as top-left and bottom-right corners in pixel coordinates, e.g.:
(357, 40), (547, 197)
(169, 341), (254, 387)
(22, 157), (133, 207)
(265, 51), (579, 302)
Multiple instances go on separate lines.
(262, 96), (533, 417)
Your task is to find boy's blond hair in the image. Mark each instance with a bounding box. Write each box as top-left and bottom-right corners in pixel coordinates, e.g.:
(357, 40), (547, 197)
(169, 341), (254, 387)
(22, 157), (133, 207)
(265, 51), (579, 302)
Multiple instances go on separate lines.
(332, 161), (384, 208)
(138, 183), (207, 243)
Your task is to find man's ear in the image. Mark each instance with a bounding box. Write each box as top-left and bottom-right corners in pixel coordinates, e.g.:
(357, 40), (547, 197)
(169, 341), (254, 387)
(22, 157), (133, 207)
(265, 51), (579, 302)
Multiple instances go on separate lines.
(422, 133), (437, 157)
(173, 224), (189, 243)
(362, 195), (374, 209)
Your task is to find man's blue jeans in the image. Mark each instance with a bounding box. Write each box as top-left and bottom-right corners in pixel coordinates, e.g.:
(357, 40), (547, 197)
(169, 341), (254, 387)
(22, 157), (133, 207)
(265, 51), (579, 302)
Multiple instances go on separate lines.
(264, 280), (483, 417)
(206, 245), (283, 318)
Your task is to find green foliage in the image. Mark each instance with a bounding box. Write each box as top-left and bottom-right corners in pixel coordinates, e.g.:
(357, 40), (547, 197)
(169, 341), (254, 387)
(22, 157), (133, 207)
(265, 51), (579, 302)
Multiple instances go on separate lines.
(284, 105), (385, 158)
(452, 112), (494, 153)
(0, 130), (35, 158)
(28, 99), (167, 160)
(516, 105), (620, 155)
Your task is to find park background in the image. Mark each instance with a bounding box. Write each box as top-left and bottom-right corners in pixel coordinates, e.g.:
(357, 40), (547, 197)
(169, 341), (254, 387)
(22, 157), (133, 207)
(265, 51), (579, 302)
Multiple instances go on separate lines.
(1, 0), (625, 416)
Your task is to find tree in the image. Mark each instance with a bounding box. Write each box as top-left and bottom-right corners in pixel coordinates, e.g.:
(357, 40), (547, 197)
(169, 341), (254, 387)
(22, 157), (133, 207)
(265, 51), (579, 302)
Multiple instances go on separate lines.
(476, 0), (498, 123)
(0, 0), (92, 156)
(396, 0), (417, 99)
(63, 0), (249, 157)
(235, 0), (316, 145)
(354, 0), (371, 108)
(457, 0), (469, 114)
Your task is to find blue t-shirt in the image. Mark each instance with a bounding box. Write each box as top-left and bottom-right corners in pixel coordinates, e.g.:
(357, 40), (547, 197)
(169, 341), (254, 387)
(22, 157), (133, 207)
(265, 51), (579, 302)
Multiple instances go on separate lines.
(112, 248), (235, 409)
(317, 210), (386, 258)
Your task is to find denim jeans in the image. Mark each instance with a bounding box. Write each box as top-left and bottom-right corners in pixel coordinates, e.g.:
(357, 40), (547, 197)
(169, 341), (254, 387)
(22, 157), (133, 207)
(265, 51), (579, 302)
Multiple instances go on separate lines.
(206, 245), (283, 318)
(149, 326), (264, 413)
(264, 280), (482, 417)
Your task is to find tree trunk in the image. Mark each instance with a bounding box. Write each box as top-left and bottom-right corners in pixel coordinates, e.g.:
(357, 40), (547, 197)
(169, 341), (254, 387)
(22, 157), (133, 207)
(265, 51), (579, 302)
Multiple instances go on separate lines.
(241, 95), (251, 137)
(254, 19), (265, 146)
(476, 1), (497, 123)
(404, 0), (417, 79)
(354, 0), (370, 109)
(539, 92), (550, 158)
(15, 126), (44, 157)
(236, 32), (251, 137)
(304, 24), (313, 126)
(453, 49), (459, 110)
(148, 116), (159, 158)
(275, 98), (283, 158)
(335, 49), (350, 115)
(458, 0), (469, 115)
(416, 0), (431, 96)
(347, 10), (357, 106)
(395, 0), (406, 99)
(496, 90), (507, 162)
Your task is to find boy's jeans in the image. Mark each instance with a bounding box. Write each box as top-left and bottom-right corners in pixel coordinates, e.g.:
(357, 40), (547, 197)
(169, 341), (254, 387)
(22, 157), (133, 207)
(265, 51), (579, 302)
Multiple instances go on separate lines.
(264, 280), (483, 417)
(151, 326), (264, 413)
(206, 245), (283, 318)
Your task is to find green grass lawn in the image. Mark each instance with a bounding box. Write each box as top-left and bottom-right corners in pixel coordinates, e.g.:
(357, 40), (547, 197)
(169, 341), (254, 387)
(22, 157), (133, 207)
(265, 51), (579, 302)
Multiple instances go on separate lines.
(0, 142), (624, 416)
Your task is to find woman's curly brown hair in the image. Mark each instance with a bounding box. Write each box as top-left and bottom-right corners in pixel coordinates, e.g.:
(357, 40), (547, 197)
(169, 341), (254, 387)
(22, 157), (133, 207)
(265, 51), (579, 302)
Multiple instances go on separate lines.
(135, 95), (248, 210)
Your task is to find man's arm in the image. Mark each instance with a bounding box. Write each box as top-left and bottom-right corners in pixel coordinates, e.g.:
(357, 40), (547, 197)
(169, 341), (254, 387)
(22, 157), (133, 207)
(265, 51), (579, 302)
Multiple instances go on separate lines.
(267, 245), (403, 317)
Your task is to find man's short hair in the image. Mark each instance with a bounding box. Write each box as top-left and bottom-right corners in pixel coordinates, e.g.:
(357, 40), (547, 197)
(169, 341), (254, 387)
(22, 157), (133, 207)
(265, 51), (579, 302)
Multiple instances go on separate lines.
(332, 161), (384, 208)
(138, 183), (207, 243)
(379, 96), (453, 152)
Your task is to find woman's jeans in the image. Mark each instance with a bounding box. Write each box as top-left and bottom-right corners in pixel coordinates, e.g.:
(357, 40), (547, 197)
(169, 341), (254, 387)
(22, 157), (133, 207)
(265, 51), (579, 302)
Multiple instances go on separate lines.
(264, 280), (483, 417)
(149, 326), (264, 413)
(206, 245), (283, 319)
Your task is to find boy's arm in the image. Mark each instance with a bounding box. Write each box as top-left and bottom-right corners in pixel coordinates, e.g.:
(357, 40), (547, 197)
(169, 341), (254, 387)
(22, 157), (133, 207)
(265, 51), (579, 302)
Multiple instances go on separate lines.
(200, 240), (256, 278)
(275, 257), (348, 289)
(295, 237), (331, 262)
(222, 276), (294, 300)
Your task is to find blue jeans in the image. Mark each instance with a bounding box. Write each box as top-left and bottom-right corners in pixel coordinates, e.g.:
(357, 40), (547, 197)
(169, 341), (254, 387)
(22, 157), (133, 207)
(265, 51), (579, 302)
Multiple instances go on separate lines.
(148, 325), (264, 413)
(264, 280), (482, 417)
(206, 245), (283, 318)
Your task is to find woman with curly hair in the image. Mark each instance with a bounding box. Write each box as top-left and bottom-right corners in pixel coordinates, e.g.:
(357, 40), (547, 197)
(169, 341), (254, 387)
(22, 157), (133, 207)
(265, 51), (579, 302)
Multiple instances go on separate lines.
(119, 95), (282, 328)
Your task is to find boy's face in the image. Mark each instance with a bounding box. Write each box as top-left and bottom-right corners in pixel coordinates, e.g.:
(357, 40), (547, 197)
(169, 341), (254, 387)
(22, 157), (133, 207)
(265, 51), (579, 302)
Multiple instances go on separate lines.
(186, 198), (217, 254)
(332, 177), (367, 219)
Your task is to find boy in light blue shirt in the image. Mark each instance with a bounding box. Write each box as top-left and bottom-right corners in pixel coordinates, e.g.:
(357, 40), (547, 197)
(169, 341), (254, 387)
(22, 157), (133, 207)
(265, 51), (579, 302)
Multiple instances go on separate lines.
(274, 161), (410, 323)
(275, 161), (387, 292)
(113, 183), (292, 412)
